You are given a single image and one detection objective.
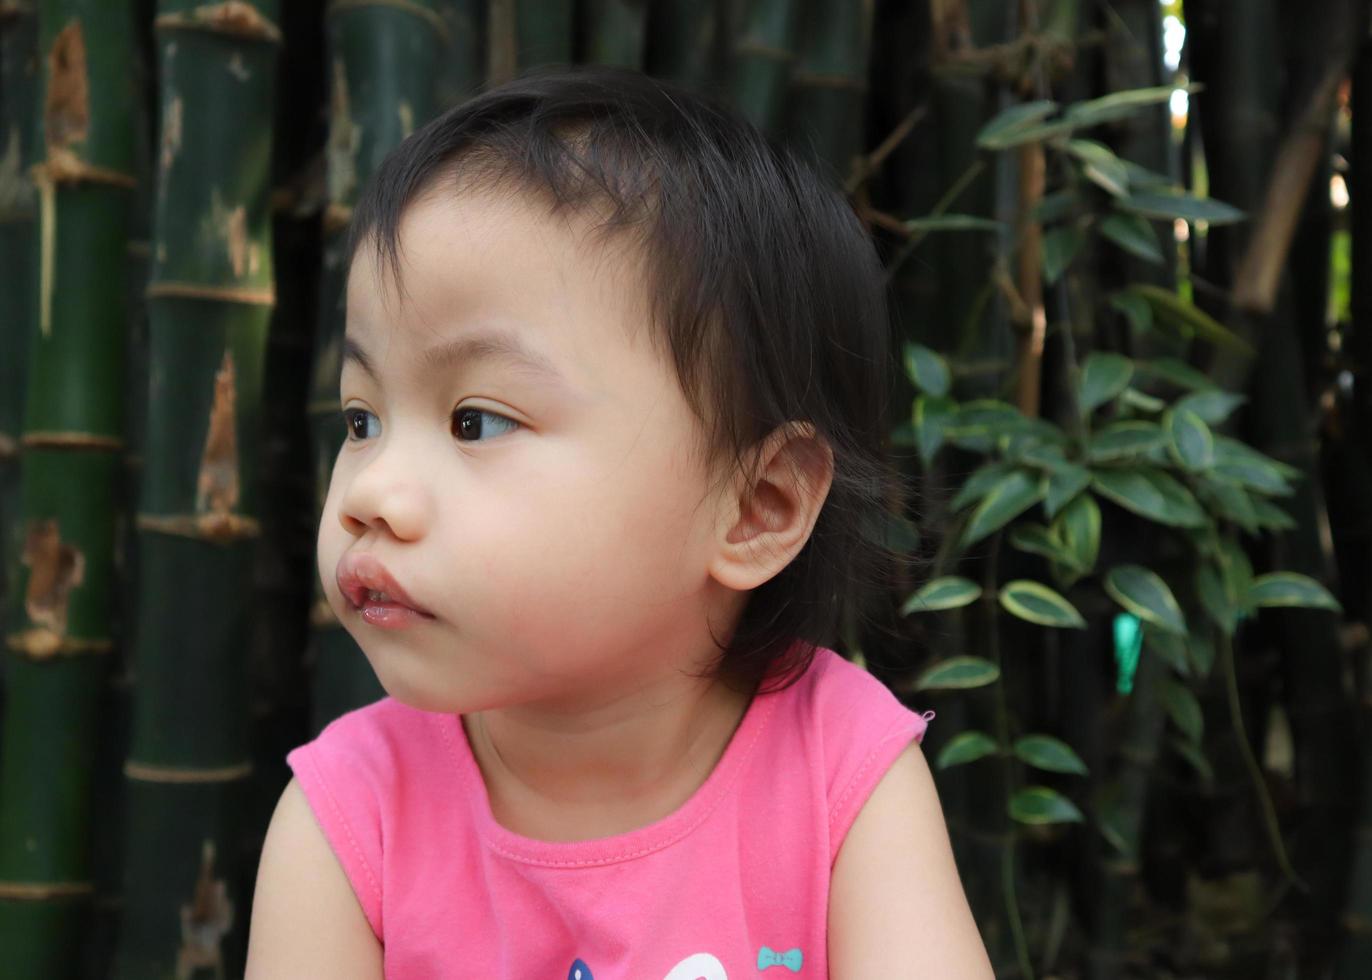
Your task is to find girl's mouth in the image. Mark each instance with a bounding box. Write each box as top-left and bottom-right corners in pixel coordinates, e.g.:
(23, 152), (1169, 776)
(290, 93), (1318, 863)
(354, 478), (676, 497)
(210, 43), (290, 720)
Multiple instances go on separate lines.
(336, 552), (436, 629)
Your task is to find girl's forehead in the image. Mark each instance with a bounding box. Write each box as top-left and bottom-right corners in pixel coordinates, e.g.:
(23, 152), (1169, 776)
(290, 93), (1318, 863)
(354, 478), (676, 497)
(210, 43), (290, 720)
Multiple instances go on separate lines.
(347, 189), (656, 360)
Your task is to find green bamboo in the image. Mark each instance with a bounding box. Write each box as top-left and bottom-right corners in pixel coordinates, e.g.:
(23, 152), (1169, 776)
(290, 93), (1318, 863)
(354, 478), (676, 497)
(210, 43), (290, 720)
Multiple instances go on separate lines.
(783, 0), (874, 182)
(0, 2), (38, 696)
(577, 0), (645, 68)
(644, 0), (722, 91)
(306, 0), (447, 732)
(433, 0), (484, 108)
(0, 2), (137, 976)
(728, 0), (800, 137)
(109, 2), (279, 976)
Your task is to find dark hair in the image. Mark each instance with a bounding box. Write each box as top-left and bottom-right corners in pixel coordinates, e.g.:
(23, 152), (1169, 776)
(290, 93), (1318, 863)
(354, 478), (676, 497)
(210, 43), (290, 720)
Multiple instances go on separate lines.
(346, 64), (910, 693)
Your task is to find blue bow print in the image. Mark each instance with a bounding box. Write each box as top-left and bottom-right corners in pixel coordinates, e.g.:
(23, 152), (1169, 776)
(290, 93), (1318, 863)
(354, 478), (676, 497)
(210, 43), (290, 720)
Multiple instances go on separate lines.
(757, 946), (803, 972)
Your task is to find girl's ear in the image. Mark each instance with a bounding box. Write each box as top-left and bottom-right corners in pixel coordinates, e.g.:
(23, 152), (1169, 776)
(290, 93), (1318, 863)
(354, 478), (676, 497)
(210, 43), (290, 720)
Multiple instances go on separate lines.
(708, 422), (834, 592)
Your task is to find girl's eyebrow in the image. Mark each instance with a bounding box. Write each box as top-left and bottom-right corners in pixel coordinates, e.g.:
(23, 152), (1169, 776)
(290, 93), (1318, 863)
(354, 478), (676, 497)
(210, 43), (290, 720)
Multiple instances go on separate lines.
(342, 329), (569, 387)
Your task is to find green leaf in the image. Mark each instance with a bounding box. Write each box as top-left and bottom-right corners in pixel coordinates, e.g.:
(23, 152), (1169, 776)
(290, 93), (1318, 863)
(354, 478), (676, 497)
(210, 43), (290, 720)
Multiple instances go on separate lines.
(902, 576), (983, 615)
(999, 579), (1087, 629)
(905, 214), (1005, 233)
(914, 656), (1001, 691)
(950, 461), (1015, 512)
(1100, 212), (1163, 264)
(1111, 290), (1153, 333)
(976, 100), (1061, 149)
(1144, 628), (1191, 677)
(1063, 139), (1130, 197)
(1248, 573), (1342, 612)
(1055, 493), (1101, 575)
(1211, 437), (1296, 496)
(1009, 524), (1084, 571)
(1009, 786), (1084, 825)
(946, 400), (1034, 453)
(1251, 498), (1297, 531)
(1042, 226), (1085, 284)
(1064, 84), (1191, 128)
(936, 731), (1001, 770)
(1044, 463), (1092, 518)
(904, 343), (951, 397)
(913, 395), (956, 468)
(1160, 678), (1204, 744)
(1175, 389), (1246, 425)
(1118, 190), (1246, 226)
(1087, 421), (1167, 462)
(1165, 408), (1215, 471)
(1195, 562), (1238, 636)
(1079, 352), (1135, 415)
(1031, 189), (1079, 224)
(1092, 468), (1207, 527)
(1104, 564), (1187, 635)
(1120, 389), (1166, 414)
(1013, 735), (1089, 776)
(1123, 285), (1255, 355)
(960, 471), (1045, 548)
(1171, 736), (1214, 787)
(1198, 478), (1260, 534)
(1188, 631), (1217, 677)
(1136, 358), (1218, 391)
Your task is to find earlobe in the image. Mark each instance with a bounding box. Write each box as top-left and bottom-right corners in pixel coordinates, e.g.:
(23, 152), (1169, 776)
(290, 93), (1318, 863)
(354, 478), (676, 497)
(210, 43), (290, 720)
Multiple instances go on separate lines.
(708, 422), (835, 592)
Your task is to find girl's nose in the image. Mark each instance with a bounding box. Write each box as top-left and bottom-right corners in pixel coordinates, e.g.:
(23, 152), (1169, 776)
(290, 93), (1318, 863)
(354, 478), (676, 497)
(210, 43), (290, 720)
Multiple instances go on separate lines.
(336, 447), (432, 542)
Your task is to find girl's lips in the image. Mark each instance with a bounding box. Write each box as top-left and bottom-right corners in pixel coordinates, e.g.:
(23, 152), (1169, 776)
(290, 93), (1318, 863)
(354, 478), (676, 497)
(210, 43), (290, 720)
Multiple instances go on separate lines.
(336, 552), (435, 624)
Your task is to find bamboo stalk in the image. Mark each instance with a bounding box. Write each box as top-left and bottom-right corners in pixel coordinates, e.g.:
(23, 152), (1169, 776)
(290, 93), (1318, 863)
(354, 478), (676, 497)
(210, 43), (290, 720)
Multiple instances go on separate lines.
(729, 0), (800, 137)
(306, 0), (446, 732)
(0, 2), (137, 974)
(645, 0), (721, 91)
(783, 0), (874, 181)
(109, 2), (280, 975)
(577, 0), (645, 68)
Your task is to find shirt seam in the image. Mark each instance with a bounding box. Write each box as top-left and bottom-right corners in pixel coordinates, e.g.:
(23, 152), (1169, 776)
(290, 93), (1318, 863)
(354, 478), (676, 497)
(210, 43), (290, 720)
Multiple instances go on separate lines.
(826, 712), (924, 836)
(299, 746), (384, 929)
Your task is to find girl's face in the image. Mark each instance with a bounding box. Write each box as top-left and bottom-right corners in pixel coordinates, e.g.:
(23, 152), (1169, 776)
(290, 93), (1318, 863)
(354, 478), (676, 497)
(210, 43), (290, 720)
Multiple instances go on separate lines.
(317, 187), (743, 715)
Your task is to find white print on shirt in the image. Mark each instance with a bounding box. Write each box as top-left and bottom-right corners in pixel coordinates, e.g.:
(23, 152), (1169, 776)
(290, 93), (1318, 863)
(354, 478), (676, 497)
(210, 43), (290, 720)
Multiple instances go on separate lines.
(567, 952), (728, 979)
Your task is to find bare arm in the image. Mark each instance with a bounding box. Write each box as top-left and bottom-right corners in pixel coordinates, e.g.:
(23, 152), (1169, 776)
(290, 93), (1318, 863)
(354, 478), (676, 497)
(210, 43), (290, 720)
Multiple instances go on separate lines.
(245, 777), (384, 980)
(828, 741), (994, 979)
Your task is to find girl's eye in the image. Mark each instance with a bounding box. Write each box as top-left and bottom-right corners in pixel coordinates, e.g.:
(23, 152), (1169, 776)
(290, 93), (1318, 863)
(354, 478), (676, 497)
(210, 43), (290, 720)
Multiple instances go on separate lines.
(342, 408), (380, 442)
(452, 407), (520, 442)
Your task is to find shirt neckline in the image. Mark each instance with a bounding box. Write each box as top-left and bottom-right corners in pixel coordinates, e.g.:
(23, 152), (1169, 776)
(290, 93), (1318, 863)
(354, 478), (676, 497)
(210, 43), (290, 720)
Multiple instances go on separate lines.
(440, 668), (784, 868)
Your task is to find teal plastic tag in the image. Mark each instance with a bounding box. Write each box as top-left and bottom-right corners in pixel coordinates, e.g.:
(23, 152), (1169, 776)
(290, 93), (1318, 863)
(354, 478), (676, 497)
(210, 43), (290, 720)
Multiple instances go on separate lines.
(1113, 612), (1143, 694)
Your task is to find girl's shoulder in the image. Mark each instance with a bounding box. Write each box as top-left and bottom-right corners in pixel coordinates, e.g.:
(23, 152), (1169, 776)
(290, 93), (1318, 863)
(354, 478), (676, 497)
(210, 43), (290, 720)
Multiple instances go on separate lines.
(757, 646), (934, 864)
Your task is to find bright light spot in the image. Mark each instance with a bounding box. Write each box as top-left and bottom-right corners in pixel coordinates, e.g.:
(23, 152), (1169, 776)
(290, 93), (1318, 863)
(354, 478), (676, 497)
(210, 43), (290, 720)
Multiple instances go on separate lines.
(1331, 172), (1350, 209)
(1163, 15), (1185, 72)
(1174, 218), (1190, 242)
(1170, 87), (1189, 127)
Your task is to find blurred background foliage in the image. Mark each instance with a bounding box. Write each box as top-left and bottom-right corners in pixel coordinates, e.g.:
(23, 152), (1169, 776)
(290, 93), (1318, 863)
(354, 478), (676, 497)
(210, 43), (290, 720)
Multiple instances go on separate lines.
(2, 0), (1372, 977)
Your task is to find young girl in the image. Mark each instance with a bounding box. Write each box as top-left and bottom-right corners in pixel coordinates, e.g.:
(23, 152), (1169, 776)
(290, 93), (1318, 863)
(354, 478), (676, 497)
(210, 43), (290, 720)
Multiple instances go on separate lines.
(246, 65), (991, 979)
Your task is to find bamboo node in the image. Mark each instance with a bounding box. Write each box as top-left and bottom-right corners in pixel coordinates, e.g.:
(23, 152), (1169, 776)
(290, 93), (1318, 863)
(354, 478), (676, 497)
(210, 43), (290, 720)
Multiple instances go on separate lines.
(22, 430), (123, 451)
(0, 879), (96, 900)
(5, 629), (112, 659)
(155, 2), (283, 44)
(326, 0), (451, 43)
(123, 759), (254, 783)
(136, 512), (262, 543)
(789, 71), (867, 94)
(146, 280), (276, 307)
(732, 40), (796, 63)
(31, 150), (137, 189)
(44, 21), (88, 155)
(0, 432), (16, 458)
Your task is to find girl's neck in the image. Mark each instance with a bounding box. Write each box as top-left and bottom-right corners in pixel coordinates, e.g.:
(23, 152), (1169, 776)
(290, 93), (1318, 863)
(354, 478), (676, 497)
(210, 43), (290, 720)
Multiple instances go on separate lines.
(462, 670), (755, 842)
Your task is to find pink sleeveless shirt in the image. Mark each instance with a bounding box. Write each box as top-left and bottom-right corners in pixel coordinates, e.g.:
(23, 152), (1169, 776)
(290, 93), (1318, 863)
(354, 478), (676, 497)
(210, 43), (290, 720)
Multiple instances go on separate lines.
(285, 645), (933, 979)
